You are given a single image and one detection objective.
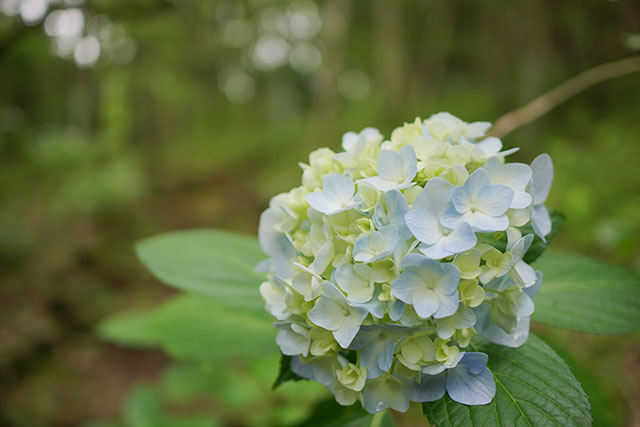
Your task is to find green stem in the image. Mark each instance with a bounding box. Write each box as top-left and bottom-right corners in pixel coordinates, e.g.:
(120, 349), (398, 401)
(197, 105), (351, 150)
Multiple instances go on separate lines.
(370, 411), (386, 427)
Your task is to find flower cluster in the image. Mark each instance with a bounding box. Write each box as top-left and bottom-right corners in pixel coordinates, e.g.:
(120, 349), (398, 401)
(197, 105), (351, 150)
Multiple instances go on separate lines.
(257, 112), (553, 413)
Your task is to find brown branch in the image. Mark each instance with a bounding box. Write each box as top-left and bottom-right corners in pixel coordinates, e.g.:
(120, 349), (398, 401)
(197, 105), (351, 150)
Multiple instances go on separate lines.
(489, 56), (640, 138)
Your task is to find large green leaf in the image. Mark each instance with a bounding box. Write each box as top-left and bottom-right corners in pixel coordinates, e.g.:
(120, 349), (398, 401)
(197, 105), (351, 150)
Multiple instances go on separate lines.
(423, 335), (591, 427)
(533, 252), (640, 334)
(135, 229), (267, 308)
(98, 294), (276, 362)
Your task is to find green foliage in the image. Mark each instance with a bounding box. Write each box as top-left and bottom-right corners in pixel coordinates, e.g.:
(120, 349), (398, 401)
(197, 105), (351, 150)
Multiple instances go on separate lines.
(293, 399), (395, 427)
(98, 294), (276, 363)
(422, 335), (591, 427)
(523, 211), (566, 263)
(122, 386), (220, 427)
(533, 252), (640, 334)
(272, 355), (304, 390)
(135, 230), (267, 308)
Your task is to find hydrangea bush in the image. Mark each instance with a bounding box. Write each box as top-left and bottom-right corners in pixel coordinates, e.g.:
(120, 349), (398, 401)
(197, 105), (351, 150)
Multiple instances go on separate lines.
(258, 113), (554, 413)
(100, 111), (640, 426)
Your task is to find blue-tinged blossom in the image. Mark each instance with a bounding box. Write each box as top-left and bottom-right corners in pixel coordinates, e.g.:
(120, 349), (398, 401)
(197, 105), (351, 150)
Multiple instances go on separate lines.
(257, 112), (554, 413)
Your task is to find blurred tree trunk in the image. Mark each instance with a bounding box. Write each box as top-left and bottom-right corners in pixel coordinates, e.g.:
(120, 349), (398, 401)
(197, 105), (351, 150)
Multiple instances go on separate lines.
(308, 0), (352, 149)
(373, 0), (406, 120)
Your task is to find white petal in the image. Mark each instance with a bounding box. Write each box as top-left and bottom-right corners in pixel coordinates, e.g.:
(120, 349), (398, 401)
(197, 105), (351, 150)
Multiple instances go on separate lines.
(511, 191), (533, 209)
(405, 209), (442, 245)
(475, 185), (514, 216)
(433, 290), (459, 319)
(412, 177), (454, 215)
(358, 176), (399, 192)
(442, 222), (477, 254)
(531, 204), (552, 238)
(377, 150), (405, 182)
(465, 168), (491, 194)
(413, 288), (440, 318)
(475, 137), (502, 157)
(451, 186), (472, 214)
(419, 240), (454, 260)
(306, 192), (342, 214)
(323, 173), (355, 204)
(464, 211), (509, 233)
(308, 297), (344, 331)
(531, 154), (553, 204)
(391, 270), (424, 305)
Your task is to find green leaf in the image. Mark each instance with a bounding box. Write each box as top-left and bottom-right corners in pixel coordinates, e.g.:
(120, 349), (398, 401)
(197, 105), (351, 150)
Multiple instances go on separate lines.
(123, 386), (220, 427)
(272, 354), (305, 389)
(98, 294), (276, 362)
(423, 334), (591, 427)
(523, 210), (565, 263)
(533, 252), (640, 334)
(293, 398), (396, 427)
(135, 229), (267, 308)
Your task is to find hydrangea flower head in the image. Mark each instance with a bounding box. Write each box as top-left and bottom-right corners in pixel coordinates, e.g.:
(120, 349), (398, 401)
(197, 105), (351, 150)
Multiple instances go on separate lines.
(258, 112), (553, 413)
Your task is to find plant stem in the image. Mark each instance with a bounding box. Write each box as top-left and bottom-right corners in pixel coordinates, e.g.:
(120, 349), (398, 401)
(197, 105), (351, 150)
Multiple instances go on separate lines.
(370, 411), (386, 427)
(489, 56), (640, 138)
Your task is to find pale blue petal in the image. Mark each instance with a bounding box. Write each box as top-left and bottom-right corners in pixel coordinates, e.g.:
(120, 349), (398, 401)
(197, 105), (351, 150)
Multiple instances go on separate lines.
(399, 145), (418, 181)
(517, 292), (535, 317)
(406, 373), (447, 402)
(419, 240), (454, 260)
(275, 323), (310, 356)
(476, 185), (513, 216)
(306, 192), (342, 214)
(512, 259), (536, 287)
(464, 211), (509, 233)
(413, 288), (440, 318)
(351, 327), (396, 378)
(437, 263), (462, 295)
(475, 137), (502, 157)
(465, 168), (491, 194)
(391, 271), (425, 306)
(312, 356), (341, 386)
(439, 204), (464, 230)
(511, 191), (533, 210)
(476, 303), (531, 348)
(451, 186), (472, 214)
(442, 222), (477, 254)
(389, 300), (405, 321)
(290, 356), (314, 380)
(433, 290), (459, 319)
(459, 352), (488, 374)
(258, 207), (298, 258)
(531, 153), (553, 205)
(412, 177), (454, 215)
(524, 271), (543, 298)
(359, 176), (399, 192)
(377, 150), (404, 181)
(323, 173), (356, 204)
(446, 363), (495, 405)
(363, 374), (410, 413)
(374, 189), (409, 231)
(333, 315), (363, 348)
(405, 209), (442, 244)
(308, 297), (344, 331)
(532, 204), (552, 238)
